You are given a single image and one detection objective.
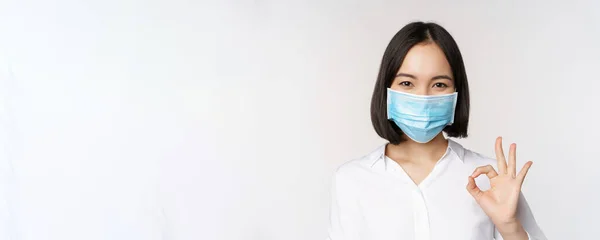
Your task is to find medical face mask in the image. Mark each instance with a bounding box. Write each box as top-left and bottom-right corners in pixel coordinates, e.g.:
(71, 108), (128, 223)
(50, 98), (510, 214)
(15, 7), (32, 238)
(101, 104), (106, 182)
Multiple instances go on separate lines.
(386, 88), (458, 143)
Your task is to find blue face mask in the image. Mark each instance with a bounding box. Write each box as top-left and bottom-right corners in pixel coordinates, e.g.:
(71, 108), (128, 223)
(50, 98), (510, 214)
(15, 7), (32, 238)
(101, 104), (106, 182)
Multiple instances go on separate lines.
(386, 88), (458, 143)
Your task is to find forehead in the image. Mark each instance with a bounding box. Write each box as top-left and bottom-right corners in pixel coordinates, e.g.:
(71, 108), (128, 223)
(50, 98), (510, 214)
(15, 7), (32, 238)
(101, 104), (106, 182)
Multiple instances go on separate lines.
(398, 43), (452, 76)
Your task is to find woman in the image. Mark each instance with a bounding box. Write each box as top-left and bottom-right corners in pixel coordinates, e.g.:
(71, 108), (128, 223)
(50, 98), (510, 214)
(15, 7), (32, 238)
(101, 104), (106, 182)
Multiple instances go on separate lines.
(327, 22), (546, 240)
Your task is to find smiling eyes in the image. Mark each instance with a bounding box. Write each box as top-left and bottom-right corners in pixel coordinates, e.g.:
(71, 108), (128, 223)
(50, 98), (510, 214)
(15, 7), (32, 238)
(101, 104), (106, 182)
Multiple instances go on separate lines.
(399, 81), (449, 88)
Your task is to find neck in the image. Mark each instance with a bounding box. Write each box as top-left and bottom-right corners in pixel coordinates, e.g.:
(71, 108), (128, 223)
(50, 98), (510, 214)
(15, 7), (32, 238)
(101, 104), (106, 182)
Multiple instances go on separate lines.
(386, 134), (449, 164)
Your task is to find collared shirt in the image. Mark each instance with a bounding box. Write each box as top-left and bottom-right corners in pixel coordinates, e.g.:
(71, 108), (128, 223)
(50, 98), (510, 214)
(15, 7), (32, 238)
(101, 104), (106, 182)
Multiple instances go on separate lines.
(327, 140), (546, 240)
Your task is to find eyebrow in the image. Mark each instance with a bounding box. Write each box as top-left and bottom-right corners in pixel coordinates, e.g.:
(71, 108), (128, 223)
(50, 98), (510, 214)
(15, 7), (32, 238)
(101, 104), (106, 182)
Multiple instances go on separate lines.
(395, 73), (417, 79)
(431, 75), (453, 81)
(396, 72), (453, 81)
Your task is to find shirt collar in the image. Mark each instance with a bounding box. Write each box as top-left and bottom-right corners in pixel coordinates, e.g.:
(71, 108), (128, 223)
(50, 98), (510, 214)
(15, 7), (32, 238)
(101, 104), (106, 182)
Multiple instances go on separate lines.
(369, 139), (466, 168)
(447, 139), (465, 160)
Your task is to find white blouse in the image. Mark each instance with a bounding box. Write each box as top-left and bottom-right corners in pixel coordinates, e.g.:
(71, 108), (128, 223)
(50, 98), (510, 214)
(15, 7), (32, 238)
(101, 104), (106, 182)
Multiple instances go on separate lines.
(326, 140), (546, 240)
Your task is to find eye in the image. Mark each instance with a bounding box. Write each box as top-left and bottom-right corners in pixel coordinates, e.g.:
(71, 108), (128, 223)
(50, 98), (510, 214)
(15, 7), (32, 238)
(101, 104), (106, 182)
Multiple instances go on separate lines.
(433, 82), (448, 88)
(399, 81), (413, 87)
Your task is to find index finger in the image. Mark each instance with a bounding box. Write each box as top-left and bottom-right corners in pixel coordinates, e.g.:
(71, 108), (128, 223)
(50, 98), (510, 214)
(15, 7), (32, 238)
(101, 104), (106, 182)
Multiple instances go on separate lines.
(495, 136), (507, 174)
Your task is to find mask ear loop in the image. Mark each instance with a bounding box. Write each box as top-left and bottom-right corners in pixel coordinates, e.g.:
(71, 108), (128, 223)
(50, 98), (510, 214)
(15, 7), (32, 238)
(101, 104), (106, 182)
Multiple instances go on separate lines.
(386, 90), (391, 120)
(449, 92), (458, 125)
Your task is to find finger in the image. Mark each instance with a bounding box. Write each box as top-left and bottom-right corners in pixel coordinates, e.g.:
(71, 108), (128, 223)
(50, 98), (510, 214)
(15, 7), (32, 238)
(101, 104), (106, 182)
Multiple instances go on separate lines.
(508, 143), (517, 177)
(471, 165), (498, 179)
(495, 137), (507, 174)
(516, 161), (533, 185)
(466, 176), (483, 201)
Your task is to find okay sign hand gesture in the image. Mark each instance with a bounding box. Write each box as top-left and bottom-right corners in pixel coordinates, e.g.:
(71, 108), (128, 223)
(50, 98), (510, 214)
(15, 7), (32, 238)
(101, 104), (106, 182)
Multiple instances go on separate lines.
(466, 137), (533, 228)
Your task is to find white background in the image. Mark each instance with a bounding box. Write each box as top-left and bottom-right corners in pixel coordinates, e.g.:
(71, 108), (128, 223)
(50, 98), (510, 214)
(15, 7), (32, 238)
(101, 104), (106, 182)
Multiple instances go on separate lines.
(0, 0), (599, 239)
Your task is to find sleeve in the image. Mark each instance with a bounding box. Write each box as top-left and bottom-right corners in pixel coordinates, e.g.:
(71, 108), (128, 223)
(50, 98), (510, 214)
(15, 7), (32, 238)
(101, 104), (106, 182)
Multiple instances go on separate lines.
(493, 192), (547, 240)
(326, 171), (362, 240)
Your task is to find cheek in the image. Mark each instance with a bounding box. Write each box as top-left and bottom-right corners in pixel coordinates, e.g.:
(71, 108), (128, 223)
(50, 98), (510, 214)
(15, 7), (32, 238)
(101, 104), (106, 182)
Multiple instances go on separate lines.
(439, 87), (456, 94)
(389, 85), (404, 91)
(430, 90), (455, 96)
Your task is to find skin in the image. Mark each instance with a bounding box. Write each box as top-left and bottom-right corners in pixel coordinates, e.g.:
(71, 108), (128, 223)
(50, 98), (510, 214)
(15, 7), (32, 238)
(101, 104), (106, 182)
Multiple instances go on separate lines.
(385, 42), (531, 240)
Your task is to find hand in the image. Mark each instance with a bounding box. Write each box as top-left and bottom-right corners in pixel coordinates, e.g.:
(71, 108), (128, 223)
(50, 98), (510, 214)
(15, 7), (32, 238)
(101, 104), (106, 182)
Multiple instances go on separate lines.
(466, 137), (533, 229)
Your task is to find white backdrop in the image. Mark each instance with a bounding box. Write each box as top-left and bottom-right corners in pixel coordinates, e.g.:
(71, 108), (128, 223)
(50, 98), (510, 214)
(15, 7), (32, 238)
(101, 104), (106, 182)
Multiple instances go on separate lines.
(1, 1), (599, 239)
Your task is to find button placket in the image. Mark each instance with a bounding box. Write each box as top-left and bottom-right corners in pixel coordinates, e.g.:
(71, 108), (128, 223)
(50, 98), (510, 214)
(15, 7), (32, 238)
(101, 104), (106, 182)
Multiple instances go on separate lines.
(412, 187), (430, 240)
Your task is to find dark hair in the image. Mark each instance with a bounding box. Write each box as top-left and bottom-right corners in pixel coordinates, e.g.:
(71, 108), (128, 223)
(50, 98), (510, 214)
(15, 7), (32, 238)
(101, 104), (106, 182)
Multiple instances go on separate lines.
(370, 22), (470, 144)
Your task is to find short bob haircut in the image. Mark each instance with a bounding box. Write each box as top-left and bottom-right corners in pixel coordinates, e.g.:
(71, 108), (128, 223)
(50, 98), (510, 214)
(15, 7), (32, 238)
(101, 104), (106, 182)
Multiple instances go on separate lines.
(371, 22), (470, 145)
